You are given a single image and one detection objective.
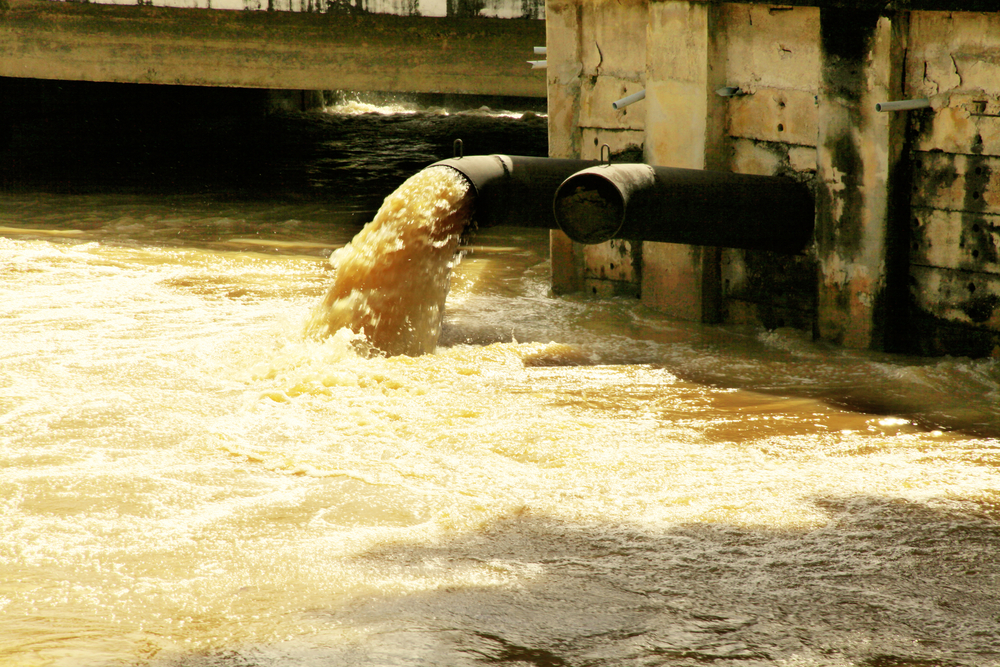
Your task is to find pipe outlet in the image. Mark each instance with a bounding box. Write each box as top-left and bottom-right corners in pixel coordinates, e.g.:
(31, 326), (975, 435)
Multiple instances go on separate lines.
(553, 164), (815, 254)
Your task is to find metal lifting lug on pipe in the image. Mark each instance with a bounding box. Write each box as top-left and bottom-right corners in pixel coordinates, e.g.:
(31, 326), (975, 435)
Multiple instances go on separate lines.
(553, 164), (815, 254)
(431, 154), (602, 230)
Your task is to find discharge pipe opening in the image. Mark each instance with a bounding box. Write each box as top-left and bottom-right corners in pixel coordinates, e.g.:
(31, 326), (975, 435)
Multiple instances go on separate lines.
(553, 163), (815, 254)
(431, 154), (601, 230)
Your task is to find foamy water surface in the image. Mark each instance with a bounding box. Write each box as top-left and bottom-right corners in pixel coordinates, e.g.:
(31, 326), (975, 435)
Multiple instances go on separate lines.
(0, 100), (998, 667)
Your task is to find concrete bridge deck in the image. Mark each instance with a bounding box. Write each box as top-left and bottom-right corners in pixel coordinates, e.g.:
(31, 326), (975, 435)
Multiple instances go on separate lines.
(0, 0), (546, 97)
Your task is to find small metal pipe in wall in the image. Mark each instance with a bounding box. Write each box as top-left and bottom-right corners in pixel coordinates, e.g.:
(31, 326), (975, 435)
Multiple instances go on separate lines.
(553, 164), (815, 254)
(715, 86), (745, 97)
(875, 98), (930, 112)
(431, 155), (601, 230)
(527, 60), (547, 69)
(533, 46), (547, 55)
(611, 90), (645, 110)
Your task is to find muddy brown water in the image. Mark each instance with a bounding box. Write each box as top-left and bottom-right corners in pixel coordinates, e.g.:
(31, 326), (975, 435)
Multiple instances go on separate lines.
(0, 93), (998, 667)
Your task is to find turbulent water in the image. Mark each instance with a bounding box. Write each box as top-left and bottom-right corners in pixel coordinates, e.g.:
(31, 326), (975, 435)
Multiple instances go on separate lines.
(1, 92), (999, 667)
(305, 166), (472, 356)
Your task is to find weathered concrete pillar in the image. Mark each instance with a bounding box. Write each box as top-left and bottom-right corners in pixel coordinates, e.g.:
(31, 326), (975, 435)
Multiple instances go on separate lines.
(815, 9), (909, 349)
(547, 0), (647, 297)
(641, 0), (727, 322)
(547, 0), (585, 293)
(545, 0), (584, 163)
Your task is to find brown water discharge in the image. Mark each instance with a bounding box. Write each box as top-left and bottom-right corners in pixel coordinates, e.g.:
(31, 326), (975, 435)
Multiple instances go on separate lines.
(1, 189), (999, 667)
(305, 167), (472, 356)
(2, 105), (1000, 667)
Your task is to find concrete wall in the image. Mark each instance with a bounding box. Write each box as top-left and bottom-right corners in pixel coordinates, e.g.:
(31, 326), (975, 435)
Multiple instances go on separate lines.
(547, 0), (1000, 357)
(34, 0), (544, 19)
(0, 0), (545, 97)
(906, 11), (1000, 355)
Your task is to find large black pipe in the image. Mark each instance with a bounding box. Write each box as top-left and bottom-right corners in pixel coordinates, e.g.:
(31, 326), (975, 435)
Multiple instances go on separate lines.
(553, 163), (815, 254)
(432, 154), (600, 229)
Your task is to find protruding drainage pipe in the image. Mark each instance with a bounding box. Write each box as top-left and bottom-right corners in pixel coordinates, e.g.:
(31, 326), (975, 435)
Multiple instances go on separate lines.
(715, 86), (747, 98)
(553, 164), (814, 254)
(611, 89), (646, 110)
(431, 154), (600, 229)
(875, 98), (930, 112)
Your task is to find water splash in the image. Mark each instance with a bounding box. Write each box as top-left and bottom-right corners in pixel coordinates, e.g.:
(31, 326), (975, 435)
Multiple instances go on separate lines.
(305, 166), (472, 356)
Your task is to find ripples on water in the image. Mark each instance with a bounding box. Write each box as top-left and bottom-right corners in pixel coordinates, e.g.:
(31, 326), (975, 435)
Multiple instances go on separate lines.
(0, 86), (998, 667)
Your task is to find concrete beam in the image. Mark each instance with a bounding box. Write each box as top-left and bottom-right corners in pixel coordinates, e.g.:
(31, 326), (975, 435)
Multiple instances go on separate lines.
(677, 0), (998, 10)
(0, 0), (546, 97)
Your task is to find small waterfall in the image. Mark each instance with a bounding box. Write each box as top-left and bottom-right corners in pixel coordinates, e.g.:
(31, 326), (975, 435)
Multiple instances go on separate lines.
(305, 166), (473, 356)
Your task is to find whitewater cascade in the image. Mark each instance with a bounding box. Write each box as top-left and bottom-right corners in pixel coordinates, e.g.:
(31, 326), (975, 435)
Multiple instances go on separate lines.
(305, 166), (473, 356)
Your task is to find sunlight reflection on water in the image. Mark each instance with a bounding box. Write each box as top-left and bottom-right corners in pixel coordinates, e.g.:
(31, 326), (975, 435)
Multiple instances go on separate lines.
(0, 96), (998, 667)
